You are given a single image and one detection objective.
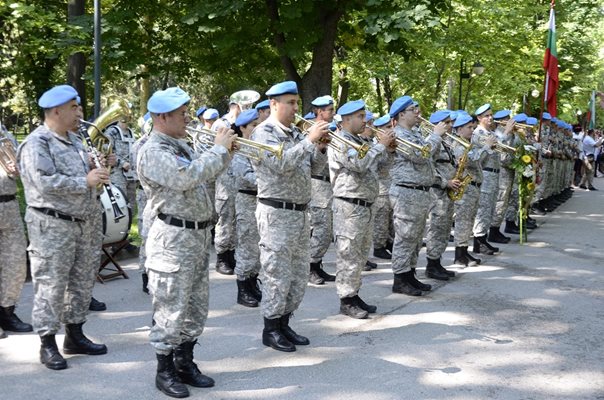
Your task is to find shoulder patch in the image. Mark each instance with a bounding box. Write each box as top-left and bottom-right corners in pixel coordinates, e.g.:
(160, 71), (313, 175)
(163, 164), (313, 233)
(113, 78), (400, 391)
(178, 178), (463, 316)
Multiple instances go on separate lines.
(263, 123), (275, 133)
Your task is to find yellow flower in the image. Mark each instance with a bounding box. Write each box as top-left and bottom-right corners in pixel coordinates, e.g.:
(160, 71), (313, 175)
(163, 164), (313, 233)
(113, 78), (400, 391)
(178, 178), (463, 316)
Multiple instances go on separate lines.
(527, 182), (535, 190)
(521, 154), (532, 164)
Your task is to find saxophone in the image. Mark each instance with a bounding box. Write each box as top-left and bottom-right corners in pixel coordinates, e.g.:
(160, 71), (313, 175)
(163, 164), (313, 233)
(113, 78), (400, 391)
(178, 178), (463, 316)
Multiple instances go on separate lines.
(447, 145), (473, 201)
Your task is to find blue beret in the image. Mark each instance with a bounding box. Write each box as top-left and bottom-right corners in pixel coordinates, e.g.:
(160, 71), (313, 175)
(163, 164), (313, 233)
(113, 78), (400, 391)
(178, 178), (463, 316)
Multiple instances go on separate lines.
(365, 111), (374, 122)
(450, 111), (459, 121)
(526, 117), (537, 126)
(556, 120), (565, 128)
(235, 109), (259, 127)
(147, 87), (191, 114)
(475, 103), (491, 116)
(328, 121), (338, 132)
(303, 111), (316, 120)
(255, 99), (270, 110)
(453, 114), (473, 128)
(143, 112), (151, 122)
(337, 100), (365, 116)
(202, 108), (219, 120)
(311, 95), (334, 107)
(389, 96), (413, 117)
(429, 110), (450, 124)
(513, 113), (528, 123)
(551, 117), (558, 123)
(541, 112), (552, 120)
(412, 101), (419, 107)
(493, 110), (511, 119)
(195, 106), (207, 117)
(265, 80), (298, 97)
(373, 115), (391, 128)
(38, 85), (79, 108)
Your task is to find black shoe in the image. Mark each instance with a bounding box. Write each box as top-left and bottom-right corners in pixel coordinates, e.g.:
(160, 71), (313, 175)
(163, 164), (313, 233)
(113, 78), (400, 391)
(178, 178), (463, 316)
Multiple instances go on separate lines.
(262, 317), (295, 352)
(425, 258), (449, 281)
(409, 268), (432, 291)
(0, 305), (33, 332)
(473, 236), (497, 255)
(385, 240), (393, 252)
(40, 335), (68, 370)
(588, 186), (598, 191)
(579, 184), (587, 189)
(488, 227), (511, 243)
(315, 262), (335, 282)
(63, 323), (107, 355)
(366, 260), (378, 269)
(504, 220), (521, 234)
(373, 247), (392, 259)
(0, 328), (6, 339)
(156, 353), (190, 398)
(215, 252), (234, 275)
(466, 250), (482, 266)
(308, 267), (325, 285)
(89, 297), (106, 312)
(531, 204), (546, 215)
(174, 340), (215, 388)
(525, 219), (537, 230)
(279, 313), (309, 345)
(353, 295), (377, 313)
(392, 272), (422, 296)
(236, 279), (259, 308)
(142, 272), (149, 294)
(339, 297), (369, 319)
(228, 249), (237, 269)
(362, 262), (372, 272)
(248, 274), (263, 302)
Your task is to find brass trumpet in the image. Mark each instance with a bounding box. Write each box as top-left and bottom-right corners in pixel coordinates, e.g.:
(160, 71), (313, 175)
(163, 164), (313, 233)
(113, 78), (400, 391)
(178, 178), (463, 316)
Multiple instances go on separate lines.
(474, 133), (517, 154)
(367, 125), (431, 158)
(186, 126), (284, 160)
(295, 114), (369, 159)
(417, 116), (471, 150)
(0, 136), (18, 178)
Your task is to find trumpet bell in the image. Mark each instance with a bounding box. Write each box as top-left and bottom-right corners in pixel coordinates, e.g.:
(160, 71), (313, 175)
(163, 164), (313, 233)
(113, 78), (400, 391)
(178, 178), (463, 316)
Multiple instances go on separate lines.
(230, 90), (261, 110)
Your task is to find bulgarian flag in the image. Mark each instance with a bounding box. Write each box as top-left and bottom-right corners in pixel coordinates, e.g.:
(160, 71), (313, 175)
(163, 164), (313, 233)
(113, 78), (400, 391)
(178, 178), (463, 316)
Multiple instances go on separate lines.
(543, 1), (558, 117)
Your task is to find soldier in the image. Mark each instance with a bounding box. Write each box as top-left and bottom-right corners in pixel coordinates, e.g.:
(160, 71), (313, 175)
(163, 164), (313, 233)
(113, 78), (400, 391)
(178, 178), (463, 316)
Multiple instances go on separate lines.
(18, 85), (108, 370)
(389, 96), (444, 296)
(0, 127), (33, 335)
(138, 87), (235, 398)
(329, 100), (394, 319)
(251, 81), (329, 352)
(105, 117), (137, 207)
(232, 109), (262, 307)
(308, 95), (337, 285)
(255, 100), (270, 123)
(201, 108), (219, 130)
(195, 106), (207, 128)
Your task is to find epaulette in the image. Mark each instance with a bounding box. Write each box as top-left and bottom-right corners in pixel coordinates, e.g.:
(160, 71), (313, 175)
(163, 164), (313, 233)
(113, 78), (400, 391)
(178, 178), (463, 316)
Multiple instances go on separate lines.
(263, 123), (275, 133)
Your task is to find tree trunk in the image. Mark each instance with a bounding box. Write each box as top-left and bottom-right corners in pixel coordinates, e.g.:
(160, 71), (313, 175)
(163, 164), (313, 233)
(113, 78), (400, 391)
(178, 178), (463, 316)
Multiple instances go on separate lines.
(375, 77), (384, 116)
(67, 0), (87, 116)
(336, 65), (349, 108)
(383, 75), (393, 109)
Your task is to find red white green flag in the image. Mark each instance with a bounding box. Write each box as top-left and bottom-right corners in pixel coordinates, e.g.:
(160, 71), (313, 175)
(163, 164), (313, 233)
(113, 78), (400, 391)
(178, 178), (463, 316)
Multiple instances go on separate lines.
(543, 1), (558, 117)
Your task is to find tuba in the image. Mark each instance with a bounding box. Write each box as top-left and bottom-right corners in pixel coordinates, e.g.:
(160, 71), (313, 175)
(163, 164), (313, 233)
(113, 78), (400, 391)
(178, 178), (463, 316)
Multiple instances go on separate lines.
(88, 98), (132, 156)
(0, 135), (18, 178)
(230, 90), (261, 111)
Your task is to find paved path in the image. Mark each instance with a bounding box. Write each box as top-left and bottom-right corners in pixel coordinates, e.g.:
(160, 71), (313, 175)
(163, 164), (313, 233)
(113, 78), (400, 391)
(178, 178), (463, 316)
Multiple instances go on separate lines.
(2, 181), (603, 400)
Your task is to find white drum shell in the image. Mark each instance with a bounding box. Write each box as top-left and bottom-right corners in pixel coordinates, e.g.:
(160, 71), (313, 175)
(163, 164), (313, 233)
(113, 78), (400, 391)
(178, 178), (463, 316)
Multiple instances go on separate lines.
(100, 184), (132, 245)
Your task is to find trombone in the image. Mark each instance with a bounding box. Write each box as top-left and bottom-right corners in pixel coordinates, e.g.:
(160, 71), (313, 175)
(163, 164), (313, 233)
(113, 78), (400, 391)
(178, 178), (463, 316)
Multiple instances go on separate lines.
(474, 133), (517, 154)
(186, 126), (284, 160)
(295, 114), (370, 159)
(417, 116), (471, 150)
(367, 125), (431, 158)
(494, 119), (532, 142)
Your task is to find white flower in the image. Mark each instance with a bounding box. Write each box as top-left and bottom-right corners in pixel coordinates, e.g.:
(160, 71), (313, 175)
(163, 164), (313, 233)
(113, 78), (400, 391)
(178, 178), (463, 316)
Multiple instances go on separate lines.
(523, 165), (534, 178)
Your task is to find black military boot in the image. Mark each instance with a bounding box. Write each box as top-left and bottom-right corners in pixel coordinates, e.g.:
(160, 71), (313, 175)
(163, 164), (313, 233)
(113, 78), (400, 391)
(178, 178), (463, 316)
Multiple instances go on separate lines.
(215, 251), (234, 275)
(228, 249), (237, 269)
(525, 217), (537, 229)
(339, 297), (368, 319)
(409, 268), (432, 291)
(425, 258), (449, 281)
(142, 272), (149, 294)
(473, 236), (498, 255)
(0, 305), (33, 332)
(373, 247), (392, 259)
(262, 317), (295, 352)
(40, 335), (68, 370)
(248, 274), (262, 301)
(308, 262), (325, 285)
(488, 227), (511, 243)
(279, 313), (309, 345)
(353, 295), (377, 313)
(236, 279), (259, 308)
(432, 257), (456, 277)
(173, 340), (215, 388)
(156, 352), (189, 398)
(454, 246), (469, 266)
(89, 297), (106, 311)
(63, 323), (108, 355)
(392, 272), (422, 296)
(365, 260), (378, 269)
(0, 327), (6, 339)
(315, 261), (335, 282)
(466, 248), (482, 266)
(504, 220), (521, 234)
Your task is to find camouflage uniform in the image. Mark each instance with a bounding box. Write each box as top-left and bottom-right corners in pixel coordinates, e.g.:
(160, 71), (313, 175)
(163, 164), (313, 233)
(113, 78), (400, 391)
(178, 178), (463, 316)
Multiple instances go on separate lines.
(491, 126), (516, 228)
(138, 130), (229, 355)
(390, 126), (441, 274)
(372, 138), (394, 250)
(472, 125), (500, 237)
(105, 124), (136, 207)
(18, 125), (100, 336)
(329, 130), (389, 298)
(0, 132), (27, 309)
(309, 164), (333, 263)
(251, 116), (327, 319)
(130, 134), (150, 272)
(232, 154), (261, 278)
(534, 125), (551, 202)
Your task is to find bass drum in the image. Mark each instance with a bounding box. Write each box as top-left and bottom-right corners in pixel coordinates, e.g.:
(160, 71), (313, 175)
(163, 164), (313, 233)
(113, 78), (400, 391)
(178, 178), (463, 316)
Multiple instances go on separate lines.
(100, 184), (132, 245)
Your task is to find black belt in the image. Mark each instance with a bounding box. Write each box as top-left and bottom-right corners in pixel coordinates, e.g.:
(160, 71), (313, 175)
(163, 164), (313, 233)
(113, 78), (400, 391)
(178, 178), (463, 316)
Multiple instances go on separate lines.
(396, 184), (430, 192)
(335, 196), (373, 208)
(311, 175), (330, 183)
(158, 213), (212, 230)
(483, 167), (500, 173)
(238, 189), (258, 196)
(470, 181), (482, 188)
(258, 198), (308, 211)
(435, 159), (452, 164)
(0, 194), (16, 203)
(431, 184), (444, 190)
(31, 207), (84, 223)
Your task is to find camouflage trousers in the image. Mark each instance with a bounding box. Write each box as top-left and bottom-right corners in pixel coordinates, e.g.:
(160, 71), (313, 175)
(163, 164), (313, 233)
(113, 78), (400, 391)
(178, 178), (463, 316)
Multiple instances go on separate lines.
(146, 219), (211, 355)
(505, 180), (519, 222)
(214, 197), (236, 254)
(235, 193), (261, 279)
(390, 186), (430, 274)
(256, 203), (310, 319)
(26, 209), (98, 336)
(136, 187), (148, 272)
(372, 194), (394, 249)
(0, 200), (27, 307)
(491, 167), (515, 228)
(425, 188), (454, 260)
(309, 206), (333, 263)
(473, 171), (499, 237)
(333, 199), (373, 299)
(110, 173), (136, 209)
(454, 184), (481, 247)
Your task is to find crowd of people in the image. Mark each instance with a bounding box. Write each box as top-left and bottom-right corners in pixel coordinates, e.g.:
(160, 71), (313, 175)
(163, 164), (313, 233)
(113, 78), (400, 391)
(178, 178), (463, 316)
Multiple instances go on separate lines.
(0, 80), (599, 398)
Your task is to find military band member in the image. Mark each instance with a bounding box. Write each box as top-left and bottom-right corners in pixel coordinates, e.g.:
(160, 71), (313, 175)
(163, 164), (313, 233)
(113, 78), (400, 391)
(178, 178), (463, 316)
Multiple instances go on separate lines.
(202, 108), (219, 129)
(255, 100), (270, 123)
(195, 106), (207, 127)
(251, 81), (329, 352)
(138, 87), (235, 398)
(308, 95), (337, 285)
(105, 117), (137, 207)
(389, 96), (444, 296)
(329, 100), (394, 319)
(0, 128), (33, 335)
(232, 109), (262, 307)
(18, 85), (108, 370)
